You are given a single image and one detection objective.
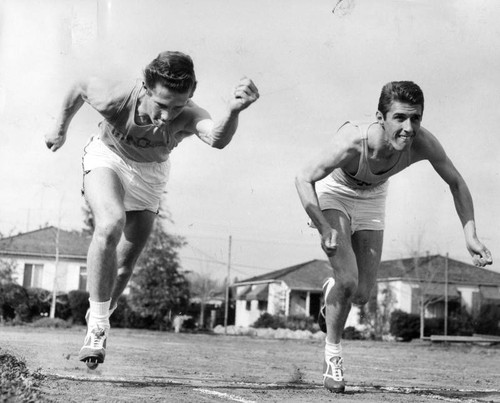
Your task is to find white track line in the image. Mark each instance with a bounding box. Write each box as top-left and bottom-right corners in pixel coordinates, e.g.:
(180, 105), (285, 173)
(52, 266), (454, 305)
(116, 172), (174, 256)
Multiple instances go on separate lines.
(197, 388), (256, 403)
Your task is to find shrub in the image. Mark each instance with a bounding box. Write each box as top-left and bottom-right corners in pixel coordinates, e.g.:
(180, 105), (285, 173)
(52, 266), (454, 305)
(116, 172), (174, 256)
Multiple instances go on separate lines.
(26, 288), (51, 319)
(110, 295), (132, 328)
(0, 283), (30, 322)
(389, 310), (420, 341)
(342, 326), (363, 340)
(474, 304), (500, 336)
(390, 309), (475, 341)
(55, 293), (72, 320)
(252, 313), (318, 332)
(30, 317), (72, 328)
(68, 290), (90, 325)
(253, 313), (287, 329)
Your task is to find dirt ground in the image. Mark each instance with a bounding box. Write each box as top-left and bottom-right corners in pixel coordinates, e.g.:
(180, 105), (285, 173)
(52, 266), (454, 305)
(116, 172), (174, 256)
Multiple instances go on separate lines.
(0, 326), (499, 403)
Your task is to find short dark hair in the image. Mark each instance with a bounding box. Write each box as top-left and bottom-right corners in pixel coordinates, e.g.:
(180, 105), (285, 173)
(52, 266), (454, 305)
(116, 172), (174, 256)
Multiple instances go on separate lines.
(144, 51), (197, 93)
(377, 81), (424, 118)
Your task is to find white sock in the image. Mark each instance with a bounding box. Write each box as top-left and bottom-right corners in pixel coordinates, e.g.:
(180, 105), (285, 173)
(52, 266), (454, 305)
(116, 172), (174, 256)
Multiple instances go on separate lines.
(325, 340), (342, 361)
(88, 299), (111, 331)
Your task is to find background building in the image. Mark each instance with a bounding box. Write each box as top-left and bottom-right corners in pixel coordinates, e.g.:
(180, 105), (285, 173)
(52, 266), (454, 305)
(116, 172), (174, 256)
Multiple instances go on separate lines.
(233, 256), (500, 328)
(0, 227), (90, 293)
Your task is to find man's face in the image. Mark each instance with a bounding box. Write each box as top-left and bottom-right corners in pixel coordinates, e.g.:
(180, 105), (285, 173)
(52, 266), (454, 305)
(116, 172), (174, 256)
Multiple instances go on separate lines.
(378, 101), (423, 151)
(145, 82), (193, 127)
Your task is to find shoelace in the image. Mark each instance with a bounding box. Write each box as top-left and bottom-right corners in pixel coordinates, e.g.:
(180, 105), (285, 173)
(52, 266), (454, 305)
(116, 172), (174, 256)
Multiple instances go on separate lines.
(90, 328), (106, 349)
(332, 358), (343, 381)
(326, 358), (344, 381)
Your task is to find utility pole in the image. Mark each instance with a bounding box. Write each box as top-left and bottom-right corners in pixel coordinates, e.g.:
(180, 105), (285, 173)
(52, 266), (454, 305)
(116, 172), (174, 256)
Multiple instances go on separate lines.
(224, 235), (232, 335)
(49, 226), (60, 319)
(444, 253), (449, 336)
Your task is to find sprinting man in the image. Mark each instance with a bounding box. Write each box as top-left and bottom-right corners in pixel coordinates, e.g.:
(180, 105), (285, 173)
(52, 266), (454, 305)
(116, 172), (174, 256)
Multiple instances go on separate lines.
(45, 51), (259, 368)
(295, 81), (492, 393)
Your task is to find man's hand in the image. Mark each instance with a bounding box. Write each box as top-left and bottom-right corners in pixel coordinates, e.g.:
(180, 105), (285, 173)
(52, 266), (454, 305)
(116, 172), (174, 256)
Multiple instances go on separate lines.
(466, 238), (493, 267)
(321, 227), (338, 257)
(229, 77), (259, 113)
(44, 129), (67, 152)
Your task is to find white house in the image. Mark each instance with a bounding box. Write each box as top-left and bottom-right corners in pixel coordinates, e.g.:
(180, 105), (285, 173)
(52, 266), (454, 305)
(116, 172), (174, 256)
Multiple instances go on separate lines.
(0, 227), (91, 293)
(233, 256), (500, 329)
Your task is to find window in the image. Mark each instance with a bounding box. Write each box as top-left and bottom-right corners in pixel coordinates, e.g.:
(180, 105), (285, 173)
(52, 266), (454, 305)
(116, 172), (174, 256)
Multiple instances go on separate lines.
(246, 301), (251, 310)
(78, 266), (87, 291)
(258, 300), (267, 311)
(23, 264), (44, 288)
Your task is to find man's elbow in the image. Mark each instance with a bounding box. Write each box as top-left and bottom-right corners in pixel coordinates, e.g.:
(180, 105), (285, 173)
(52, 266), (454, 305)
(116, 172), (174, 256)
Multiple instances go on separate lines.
(295, 171), (310, 190)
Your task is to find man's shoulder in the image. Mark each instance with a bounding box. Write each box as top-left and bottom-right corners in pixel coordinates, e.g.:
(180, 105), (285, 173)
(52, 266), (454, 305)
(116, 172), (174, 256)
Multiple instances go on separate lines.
(84, 78), (138, 117)
(336, 120), (374, 144)
(87, 77), (137, 101)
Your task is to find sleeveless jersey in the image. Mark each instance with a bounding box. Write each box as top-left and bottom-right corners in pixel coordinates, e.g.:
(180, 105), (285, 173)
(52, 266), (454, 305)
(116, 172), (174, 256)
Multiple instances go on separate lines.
(328, 121), (412, 189)
(95, 80), (191, 163)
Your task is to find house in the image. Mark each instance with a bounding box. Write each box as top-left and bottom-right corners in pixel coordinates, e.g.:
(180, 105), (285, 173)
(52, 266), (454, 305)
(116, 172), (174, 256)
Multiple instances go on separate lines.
(377, 254), (500, 319)
(0, 227), (91, 293)
(233, 256), (500, 328)
(233, 260), (332, 327)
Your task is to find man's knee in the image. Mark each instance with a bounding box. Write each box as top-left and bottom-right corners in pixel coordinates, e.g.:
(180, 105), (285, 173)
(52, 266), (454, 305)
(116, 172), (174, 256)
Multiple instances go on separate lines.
(93, 214), (126, 247)
(328, 276), (358, 303)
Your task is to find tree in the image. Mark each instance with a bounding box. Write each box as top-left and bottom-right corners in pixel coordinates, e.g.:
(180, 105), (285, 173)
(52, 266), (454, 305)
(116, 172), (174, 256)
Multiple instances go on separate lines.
(359, 283), (396, 340)
(0, 259), (17, 285)
(81, 200), (95, 235)
(188, 272), (224, 328)
(128, 220), (190, 330)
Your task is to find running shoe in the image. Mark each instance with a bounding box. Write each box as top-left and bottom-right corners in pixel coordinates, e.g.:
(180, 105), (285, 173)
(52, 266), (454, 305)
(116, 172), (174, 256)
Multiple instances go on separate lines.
(323, 356), (345, 393)
(78, 326), (108, 366)
(318, 277), (335, 333)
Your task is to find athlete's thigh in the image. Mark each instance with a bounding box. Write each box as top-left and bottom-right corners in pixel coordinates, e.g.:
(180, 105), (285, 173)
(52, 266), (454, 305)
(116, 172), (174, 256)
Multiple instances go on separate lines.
(117, 210), (156, 264)
(322, 209), (358, 279)
(84, 167), (125, 222)
(351, 230), (383, 301)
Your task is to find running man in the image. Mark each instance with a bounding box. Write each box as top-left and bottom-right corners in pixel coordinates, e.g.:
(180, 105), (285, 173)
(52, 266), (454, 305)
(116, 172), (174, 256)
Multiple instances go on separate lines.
(45, 51), (259, 368)
(295, 81), (492, 393)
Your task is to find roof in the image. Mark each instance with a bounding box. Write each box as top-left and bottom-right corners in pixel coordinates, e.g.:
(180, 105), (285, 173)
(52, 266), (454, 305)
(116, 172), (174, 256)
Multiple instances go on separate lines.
(378, 255), (500, 286)
(0, 226), (91, 260)
(234, 255), (500, 291)
(235, 259), (333, 290)
(238, 284), (269, 301)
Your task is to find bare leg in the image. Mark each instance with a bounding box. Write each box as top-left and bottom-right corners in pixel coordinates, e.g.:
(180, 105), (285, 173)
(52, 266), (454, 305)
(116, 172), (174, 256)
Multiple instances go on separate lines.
(323, 210), (358, 344)
(79, 167), (125, 367)
(351, 230), (383, 306)
(84, 168), (126, 302)
(110, 210), (156, 308)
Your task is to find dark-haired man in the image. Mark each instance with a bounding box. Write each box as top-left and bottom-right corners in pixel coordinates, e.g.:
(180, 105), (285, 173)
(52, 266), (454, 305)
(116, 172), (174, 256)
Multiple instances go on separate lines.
(295, 81), (492, 393)
(45, 51), (259, 367)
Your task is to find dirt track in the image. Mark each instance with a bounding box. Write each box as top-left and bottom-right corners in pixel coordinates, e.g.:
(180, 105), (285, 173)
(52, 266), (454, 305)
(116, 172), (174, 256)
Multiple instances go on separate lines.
(1, 326), (499, 402)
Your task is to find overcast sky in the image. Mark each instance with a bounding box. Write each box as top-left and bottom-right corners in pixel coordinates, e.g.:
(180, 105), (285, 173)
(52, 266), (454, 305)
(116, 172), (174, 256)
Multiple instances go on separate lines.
(0, 0), (499, 280)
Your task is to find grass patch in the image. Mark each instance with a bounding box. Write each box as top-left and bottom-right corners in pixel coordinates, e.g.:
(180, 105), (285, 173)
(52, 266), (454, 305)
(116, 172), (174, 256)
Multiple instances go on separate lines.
(0, 349), (48, 402)
(30, 318), (72, 329)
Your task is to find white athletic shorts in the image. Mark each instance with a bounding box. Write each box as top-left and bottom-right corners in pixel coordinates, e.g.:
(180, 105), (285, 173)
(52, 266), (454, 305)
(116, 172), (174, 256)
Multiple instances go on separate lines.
(315, 178), (388, 233)
(82, 136), (170, 213)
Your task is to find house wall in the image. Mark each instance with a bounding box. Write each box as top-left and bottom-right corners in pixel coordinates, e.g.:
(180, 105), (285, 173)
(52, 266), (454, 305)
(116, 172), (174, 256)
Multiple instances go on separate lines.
(10, 256), (86, 293)
(234, 284), (272, 327)
(235, 299), (263, 327)
(268, 282), (286, 315)
(457, 285), (480, 314)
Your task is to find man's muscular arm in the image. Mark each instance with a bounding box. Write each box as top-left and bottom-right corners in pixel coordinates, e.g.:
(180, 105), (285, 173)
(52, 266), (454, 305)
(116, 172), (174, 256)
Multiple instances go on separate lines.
(44, 81), (87, 151)
(295, 124), (360, 256)
(194, 77), (259, 149)
(415, 128), (493, 267)
(45, 78), (126, 152)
